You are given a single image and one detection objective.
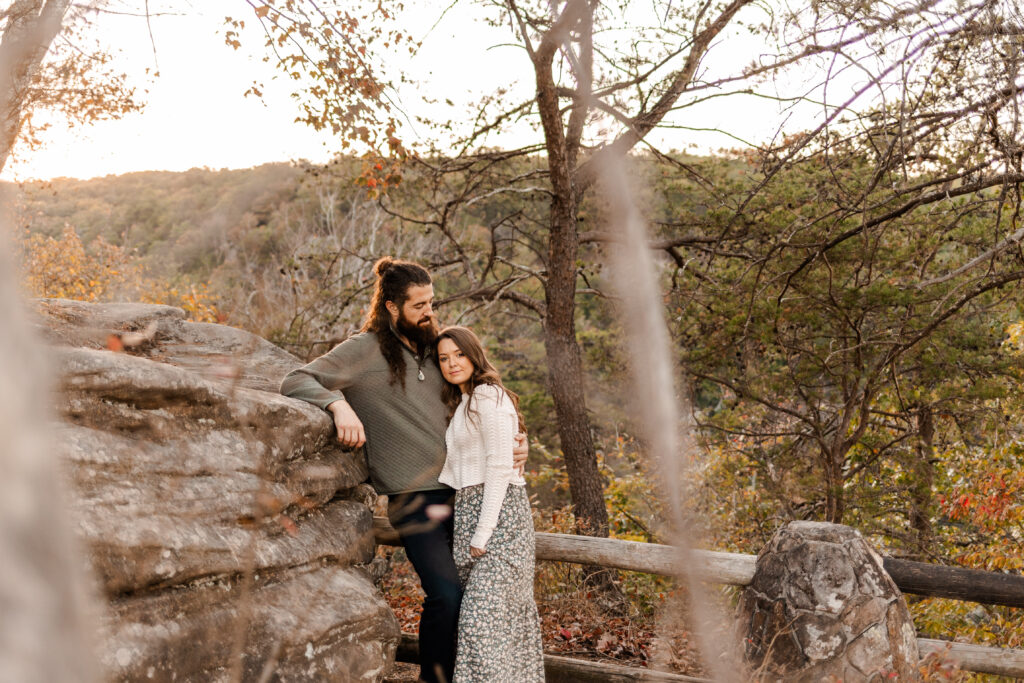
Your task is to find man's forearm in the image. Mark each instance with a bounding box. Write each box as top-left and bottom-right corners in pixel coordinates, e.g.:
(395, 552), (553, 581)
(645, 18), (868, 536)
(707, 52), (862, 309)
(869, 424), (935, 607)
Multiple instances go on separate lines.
(280, 368), (346, 410)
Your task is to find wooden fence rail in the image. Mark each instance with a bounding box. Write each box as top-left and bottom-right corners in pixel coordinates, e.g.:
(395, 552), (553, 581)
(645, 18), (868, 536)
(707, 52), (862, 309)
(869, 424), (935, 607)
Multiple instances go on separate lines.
(373, 517), (1024, 678)
(883, 557), (1024, 608)
(374, 518), (1024, 607)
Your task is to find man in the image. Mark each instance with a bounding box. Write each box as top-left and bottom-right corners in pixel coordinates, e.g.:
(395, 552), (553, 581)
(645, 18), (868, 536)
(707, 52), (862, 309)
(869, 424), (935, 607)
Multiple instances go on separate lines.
(280, 256), (527, 683)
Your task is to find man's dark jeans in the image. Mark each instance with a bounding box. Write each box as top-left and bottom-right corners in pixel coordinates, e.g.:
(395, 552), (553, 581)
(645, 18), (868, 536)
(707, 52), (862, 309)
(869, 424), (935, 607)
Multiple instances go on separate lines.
(387, 489), (461, 683)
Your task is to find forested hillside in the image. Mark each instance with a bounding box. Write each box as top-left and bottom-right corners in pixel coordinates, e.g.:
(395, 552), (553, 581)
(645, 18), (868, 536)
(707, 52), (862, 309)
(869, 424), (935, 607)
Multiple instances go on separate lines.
(16, 150), (1024, 671)
(14, 163), (302, 276)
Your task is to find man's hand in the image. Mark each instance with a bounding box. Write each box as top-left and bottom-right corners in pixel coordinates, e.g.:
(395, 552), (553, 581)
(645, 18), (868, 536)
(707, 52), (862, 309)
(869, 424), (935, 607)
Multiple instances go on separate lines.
(470, 546), (486, 558)
(328, 400), (366, 448)
(512, 433), (529, 476)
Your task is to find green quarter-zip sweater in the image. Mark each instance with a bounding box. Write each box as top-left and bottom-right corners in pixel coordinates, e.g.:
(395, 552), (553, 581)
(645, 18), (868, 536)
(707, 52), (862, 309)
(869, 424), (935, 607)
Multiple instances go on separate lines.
(280, 332), (450, 495)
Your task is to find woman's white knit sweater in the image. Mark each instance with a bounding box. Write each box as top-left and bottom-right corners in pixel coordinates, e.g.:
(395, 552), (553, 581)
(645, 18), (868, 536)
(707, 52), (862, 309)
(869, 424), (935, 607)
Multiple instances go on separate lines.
(438, 383), (526, 549)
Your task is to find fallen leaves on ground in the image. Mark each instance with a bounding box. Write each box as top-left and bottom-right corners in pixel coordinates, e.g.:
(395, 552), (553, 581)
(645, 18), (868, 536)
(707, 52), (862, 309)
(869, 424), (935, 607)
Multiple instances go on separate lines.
(375, 547), (707, 678)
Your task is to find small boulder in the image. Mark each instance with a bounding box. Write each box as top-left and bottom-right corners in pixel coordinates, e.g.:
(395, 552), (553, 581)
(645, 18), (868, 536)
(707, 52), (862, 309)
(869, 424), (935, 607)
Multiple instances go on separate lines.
(738, 521), (919, 681)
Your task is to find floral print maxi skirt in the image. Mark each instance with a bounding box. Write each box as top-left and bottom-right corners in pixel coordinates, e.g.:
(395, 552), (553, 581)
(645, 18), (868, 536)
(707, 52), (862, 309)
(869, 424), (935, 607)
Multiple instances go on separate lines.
(452, 483), (545, 682)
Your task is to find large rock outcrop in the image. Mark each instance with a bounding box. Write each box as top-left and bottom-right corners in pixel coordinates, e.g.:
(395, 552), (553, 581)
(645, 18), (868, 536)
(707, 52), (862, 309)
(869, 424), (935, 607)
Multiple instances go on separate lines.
(738, 521), (919, 681)
(35, 299), (399, 682)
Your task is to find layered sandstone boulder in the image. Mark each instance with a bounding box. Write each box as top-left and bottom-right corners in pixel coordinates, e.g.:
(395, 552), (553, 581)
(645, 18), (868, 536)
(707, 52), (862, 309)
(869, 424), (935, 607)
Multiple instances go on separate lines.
(36, 299), (398, 682)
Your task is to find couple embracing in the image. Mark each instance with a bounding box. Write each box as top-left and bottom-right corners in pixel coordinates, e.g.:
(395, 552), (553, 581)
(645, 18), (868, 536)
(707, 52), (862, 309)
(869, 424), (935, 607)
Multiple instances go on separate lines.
(281, 257), (545, 683)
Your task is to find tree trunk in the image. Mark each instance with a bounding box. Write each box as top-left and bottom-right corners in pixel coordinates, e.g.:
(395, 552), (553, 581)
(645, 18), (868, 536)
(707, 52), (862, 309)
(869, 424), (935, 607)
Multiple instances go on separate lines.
(524, 0), (751, 545)
(823, 448), (845, 523)
(909, 404), (935, 553)
(0, 0), (71, 172)
(543, 207), (608, 537)
(531, 5), (610, 542)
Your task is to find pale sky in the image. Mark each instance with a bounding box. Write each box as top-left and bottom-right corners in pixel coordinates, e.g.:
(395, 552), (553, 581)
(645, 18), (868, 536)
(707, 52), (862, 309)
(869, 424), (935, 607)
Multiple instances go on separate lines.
(2, 3), (336, 180)
(1, 1), (818, 182)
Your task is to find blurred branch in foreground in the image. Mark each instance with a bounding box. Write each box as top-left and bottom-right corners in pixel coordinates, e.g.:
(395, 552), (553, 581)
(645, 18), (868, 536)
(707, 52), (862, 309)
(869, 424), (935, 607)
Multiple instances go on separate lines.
(0, 186), (99, 681)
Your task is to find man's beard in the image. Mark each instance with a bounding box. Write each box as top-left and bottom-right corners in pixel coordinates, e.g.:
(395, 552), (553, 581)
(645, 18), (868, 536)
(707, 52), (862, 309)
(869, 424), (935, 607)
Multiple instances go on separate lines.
(396, 312), (439, 348)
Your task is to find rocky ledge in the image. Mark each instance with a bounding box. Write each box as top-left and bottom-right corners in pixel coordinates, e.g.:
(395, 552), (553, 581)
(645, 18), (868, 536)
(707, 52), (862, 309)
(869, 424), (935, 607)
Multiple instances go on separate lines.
(36, 299), (398, 682)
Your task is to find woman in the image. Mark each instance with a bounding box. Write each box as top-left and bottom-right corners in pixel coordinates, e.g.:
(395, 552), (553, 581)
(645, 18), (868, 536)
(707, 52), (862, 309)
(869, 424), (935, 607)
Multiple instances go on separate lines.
(436, 326), (545, 682)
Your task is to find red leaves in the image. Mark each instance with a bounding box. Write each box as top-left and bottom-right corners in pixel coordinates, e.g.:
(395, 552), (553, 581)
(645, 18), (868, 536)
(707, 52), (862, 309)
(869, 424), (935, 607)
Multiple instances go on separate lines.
(938, 454), (1024, 575)
(233, 1), (415, 174)
(942, 465), (1022, 529)
(537, 606), (704, 673)
(378, 548), (426, 631)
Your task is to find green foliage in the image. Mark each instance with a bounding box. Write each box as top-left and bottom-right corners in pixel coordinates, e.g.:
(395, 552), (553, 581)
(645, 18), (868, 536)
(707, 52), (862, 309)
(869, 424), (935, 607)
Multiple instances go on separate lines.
(664, 142), (1024, 541)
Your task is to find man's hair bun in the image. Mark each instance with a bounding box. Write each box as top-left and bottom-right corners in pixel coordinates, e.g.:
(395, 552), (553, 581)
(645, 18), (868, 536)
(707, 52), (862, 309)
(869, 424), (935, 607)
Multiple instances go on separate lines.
(370, 256), (430, 287)
(373, 257), (396, 277)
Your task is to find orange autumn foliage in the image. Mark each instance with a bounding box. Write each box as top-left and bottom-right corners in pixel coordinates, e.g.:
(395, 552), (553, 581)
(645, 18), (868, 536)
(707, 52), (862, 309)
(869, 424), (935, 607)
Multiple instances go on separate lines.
(19, 224), (221, 323)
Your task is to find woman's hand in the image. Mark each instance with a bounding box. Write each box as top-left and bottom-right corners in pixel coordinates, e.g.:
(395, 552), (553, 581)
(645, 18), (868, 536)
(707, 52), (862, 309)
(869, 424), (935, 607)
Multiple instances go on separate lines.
(512, 433), (528, 475)
(470, 545), (486, 558)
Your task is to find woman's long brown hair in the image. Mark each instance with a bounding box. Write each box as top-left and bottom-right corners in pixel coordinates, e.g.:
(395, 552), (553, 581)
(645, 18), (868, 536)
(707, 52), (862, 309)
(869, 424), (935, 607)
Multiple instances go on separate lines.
(437, 326), (526, 433)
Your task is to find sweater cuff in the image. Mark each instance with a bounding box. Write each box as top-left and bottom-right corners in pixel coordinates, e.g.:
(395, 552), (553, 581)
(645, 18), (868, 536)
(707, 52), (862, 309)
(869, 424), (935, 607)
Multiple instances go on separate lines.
(313, 392), (346, 411)
(470, 529), (492, 550)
